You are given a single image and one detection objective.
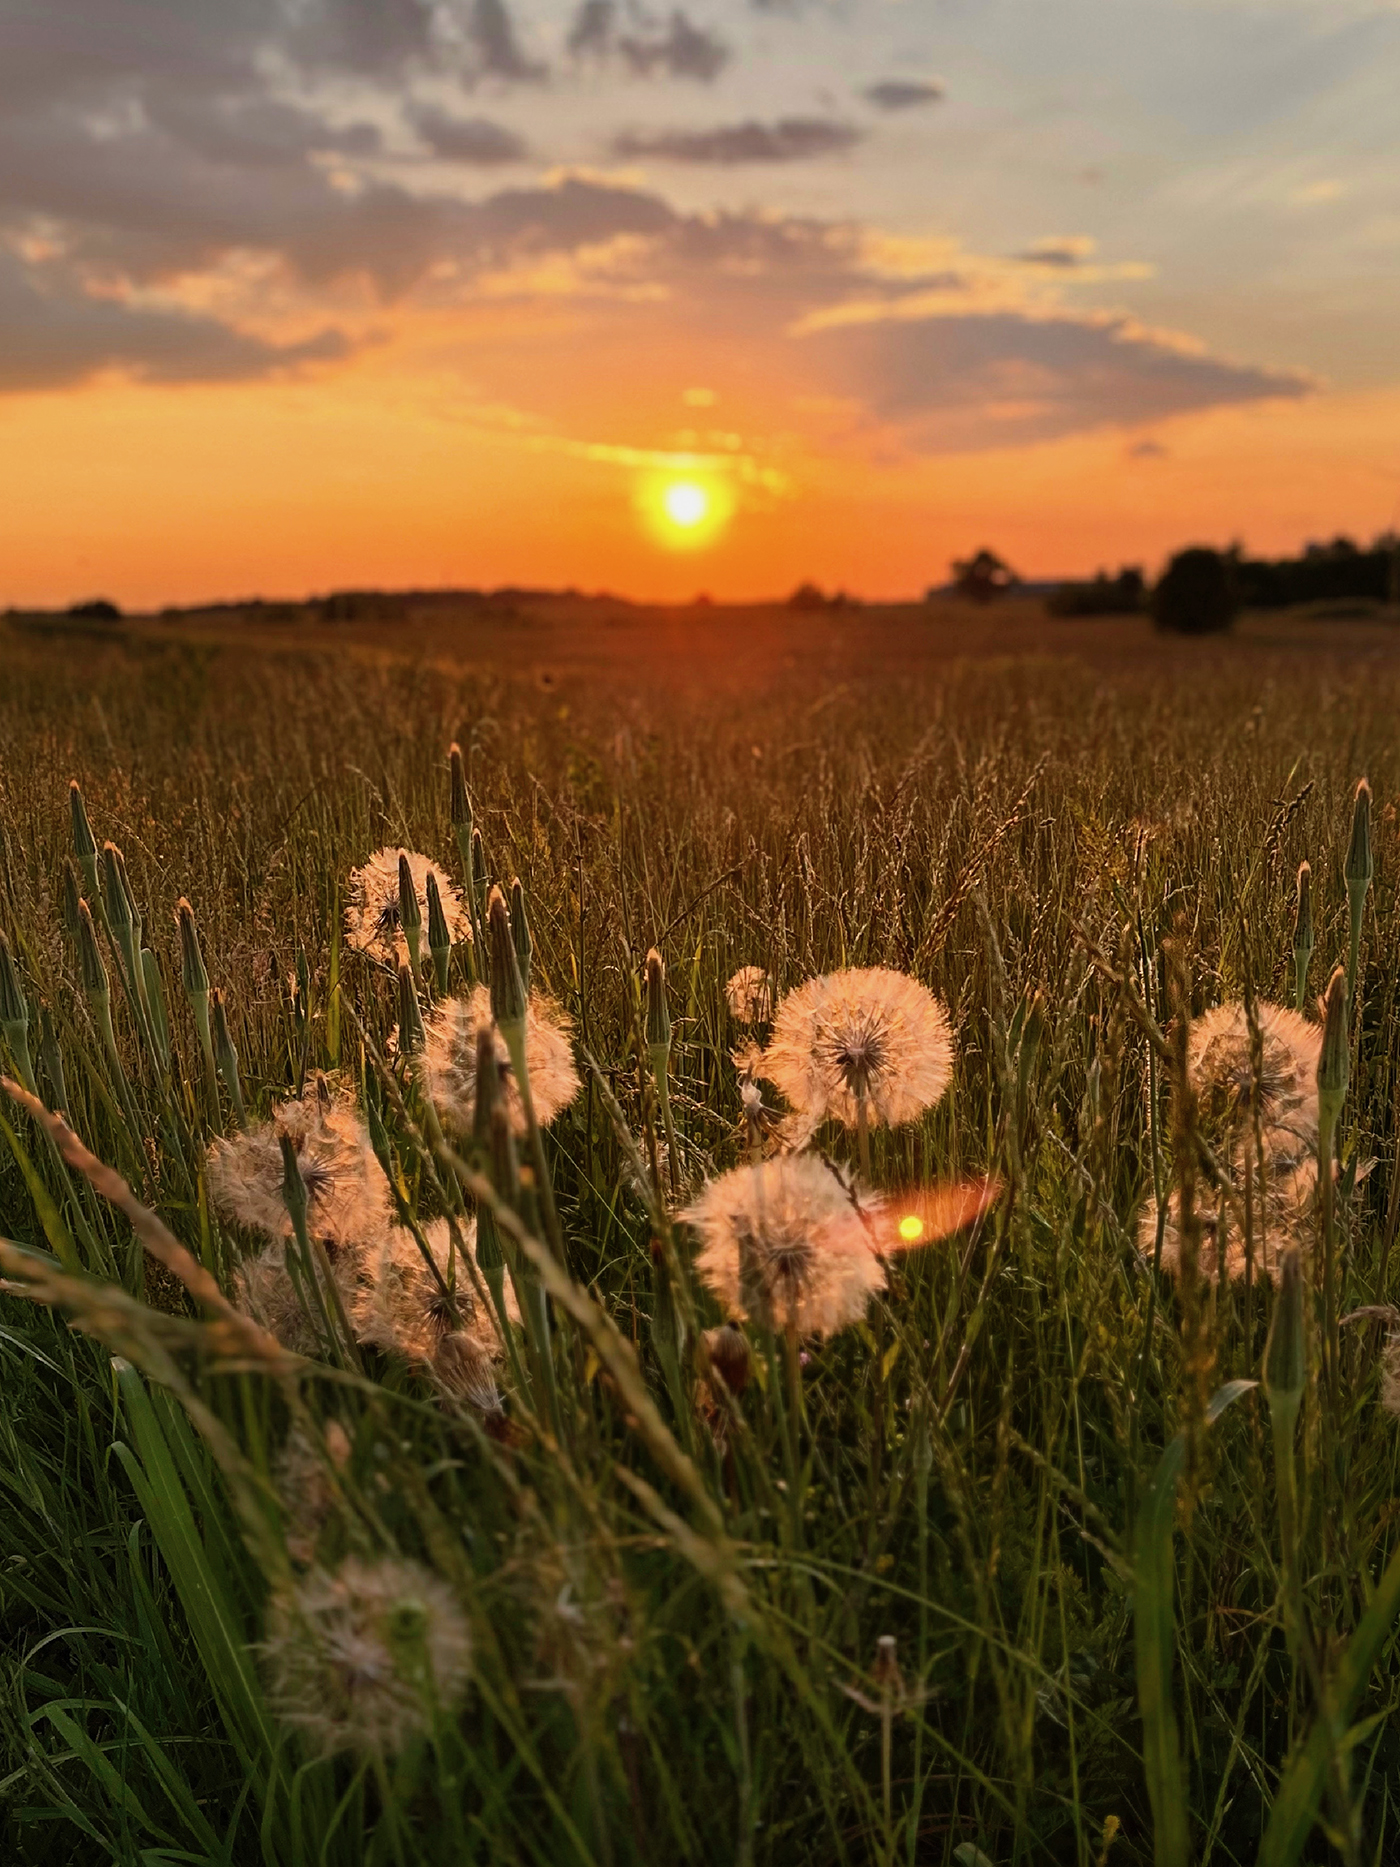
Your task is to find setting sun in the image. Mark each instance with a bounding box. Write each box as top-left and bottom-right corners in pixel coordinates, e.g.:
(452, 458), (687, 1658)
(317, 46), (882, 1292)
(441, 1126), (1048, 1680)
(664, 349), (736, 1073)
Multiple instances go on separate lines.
(664, 481), (709, 529)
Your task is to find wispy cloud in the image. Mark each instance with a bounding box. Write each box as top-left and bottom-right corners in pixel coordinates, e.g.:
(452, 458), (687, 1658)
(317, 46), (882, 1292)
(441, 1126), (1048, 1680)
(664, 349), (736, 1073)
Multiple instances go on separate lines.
(612, 118), (860, 163)
(863, 79), (944, 112)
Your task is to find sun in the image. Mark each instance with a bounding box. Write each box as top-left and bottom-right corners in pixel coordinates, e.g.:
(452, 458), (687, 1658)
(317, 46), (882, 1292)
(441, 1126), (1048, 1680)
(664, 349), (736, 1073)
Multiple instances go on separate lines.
(638, 469), (733, 551)
(663, 481), (709, 529)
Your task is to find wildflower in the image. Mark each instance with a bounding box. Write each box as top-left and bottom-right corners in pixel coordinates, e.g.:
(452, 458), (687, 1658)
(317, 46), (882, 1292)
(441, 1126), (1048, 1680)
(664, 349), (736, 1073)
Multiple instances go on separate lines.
(352, 1217), (518, 1410)
(725, 965), (773, 1026)
(421, 984), (579, 1138)
(346, 849), (468, 969)
(262, 1556), (472, 1757)
(207, 1079), (392, 1259)
(681, 1154), (887, 1337)
(1187, 1001), (1321, 1170)
(761, 968), (953, 1135)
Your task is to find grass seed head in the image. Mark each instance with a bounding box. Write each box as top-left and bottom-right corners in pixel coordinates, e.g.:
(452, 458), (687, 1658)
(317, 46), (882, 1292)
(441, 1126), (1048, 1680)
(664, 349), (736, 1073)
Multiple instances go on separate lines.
(681, 1154), (887, 1337)
(262, 1556), (472, 1758)
(762, 968), (954, 1136)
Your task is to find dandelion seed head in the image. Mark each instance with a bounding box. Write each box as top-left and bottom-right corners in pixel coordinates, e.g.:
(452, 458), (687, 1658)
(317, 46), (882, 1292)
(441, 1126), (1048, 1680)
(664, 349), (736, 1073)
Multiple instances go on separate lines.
(274, 1426), (349, 1566)
(422, 984), (580, 1137)
(1138, 1162), (1318, 1287)
(762, 968), (953, 1134)
(725, 965), (773, 1025)
(263, 1557), (471, 1757)
(207, 1081), (392, 1260)
(233, 1241), (368, 1357)
(681, 1154), (887, 1337)
(345, 849), (468, 968)
(1188, 1002), (1321, 1170)
(352, 1217), (517, 1409)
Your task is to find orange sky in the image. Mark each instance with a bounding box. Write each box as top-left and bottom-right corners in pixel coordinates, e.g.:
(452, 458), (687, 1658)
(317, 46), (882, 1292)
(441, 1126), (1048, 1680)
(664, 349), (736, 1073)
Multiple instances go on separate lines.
(2, 0), (1398, 607)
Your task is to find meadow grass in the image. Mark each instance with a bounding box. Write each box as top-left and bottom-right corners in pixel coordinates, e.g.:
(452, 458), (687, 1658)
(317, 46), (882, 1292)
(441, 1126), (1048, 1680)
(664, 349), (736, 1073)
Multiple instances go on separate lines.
(1, 613), (1399, 1865)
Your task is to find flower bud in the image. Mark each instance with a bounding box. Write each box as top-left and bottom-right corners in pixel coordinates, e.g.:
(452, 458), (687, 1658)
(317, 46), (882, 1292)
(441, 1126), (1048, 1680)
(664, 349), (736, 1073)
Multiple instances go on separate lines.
(101, 841), (133, 942)
(212, 987), (247, 1129)
(1292, 862), (1313, 962)
(396, 852), (422, 979)
(176, 897), (209, 999)
(472, 1022), (498, 1157)
(426, 869), (452, 996)
(1345, 778), (1373, 893)
(703, 1323), (750, 1396)
(645, 947), (671, 1056)
(489, 1098), (520, 1207)
(449, 742), (470, 831)
(1264, 1246), (1307, 1417)
(509, 877), (532, 998)
(1317, 963), (1348, 1143)
(77, 900), (108, 998)
(37, 1001), (67, 1116)
(141, 950), (170, 1066)
(487, 886), (526, 1031)
(279, 1130), (309, 1238)
(69, 780), (100, 898)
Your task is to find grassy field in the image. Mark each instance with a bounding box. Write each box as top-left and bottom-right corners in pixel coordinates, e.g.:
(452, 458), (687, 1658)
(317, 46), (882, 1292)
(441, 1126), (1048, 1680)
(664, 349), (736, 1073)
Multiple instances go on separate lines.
(1, 595), (1399, 1866)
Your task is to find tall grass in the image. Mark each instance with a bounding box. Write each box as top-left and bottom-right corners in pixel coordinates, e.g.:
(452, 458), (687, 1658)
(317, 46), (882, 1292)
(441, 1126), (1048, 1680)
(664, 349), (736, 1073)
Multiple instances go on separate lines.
(1, 621), (1399, 1865)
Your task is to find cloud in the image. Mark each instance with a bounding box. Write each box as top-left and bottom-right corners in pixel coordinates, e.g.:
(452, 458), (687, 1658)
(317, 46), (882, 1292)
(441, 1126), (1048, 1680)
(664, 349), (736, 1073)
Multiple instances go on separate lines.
(612, 118), (861, 163)
(467, 0), (547, 82)
(414, 108), (529, 164)
(1127, 437), (1169, 458)
(567, 3), (731, 81)
(1015, 236), (1098, 269)
(864, 79), (944, 112)
(0, 250), (350, 392)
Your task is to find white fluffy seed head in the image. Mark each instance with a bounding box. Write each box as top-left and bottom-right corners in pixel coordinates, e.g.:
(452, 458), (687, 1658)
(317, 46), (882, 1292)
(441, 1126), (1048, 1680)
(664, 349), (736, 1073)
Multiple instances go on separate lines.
(1187, 1001), (1321, 1171)
(421, 984), (580, 1137)
(761, 968), (953, 1137)
(262, 1557), (472, 1757)
(345, 848), (469, 969)
(681, 1154), (887, 1337)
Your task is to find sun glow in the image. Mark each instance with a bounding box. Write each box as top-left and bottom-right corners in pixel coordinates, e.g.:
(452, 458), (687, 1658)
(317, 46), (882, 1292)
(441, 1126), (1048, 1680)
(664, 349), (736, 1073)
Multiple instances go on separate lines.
(664, 480), (709, 529)
(639, 469), (732, 551)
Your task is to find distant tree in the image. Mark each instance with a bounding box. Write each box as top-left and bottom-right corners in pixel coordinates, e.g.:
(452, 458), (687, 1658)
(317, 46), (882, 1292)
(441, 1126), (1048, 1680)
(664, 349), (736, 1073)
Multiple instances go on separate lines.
(1152, 547), (1239, 635)
(1047, 566), (1146, 617)
(787, 581), (827, 611)
(68, 597), (121, 621)
(950, 549), (1015, 604)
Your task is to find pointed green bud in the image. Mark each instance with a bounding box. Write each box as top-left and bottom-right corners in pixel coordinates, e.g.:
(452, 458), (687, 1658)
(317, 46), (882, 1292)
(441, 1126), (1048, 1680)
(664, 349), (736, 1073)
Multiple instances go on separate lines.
(426, 868), (452, 995)
(510, 877), (532, 998)
(101, 841), (133, 941)
(1264, 1247), (1307, 1417)
(471, 828), (487, 899)
(645, 946), (670, 1055)
(212, 987), (246, 1129)
(176, 897), (209, 997)
(1345, 779), (1373, 892)
(397, 852), (421, 936)
(77, 900), (108, 998)
(1317, 964), (1348, 1144)
(487, 886), (526, 1030)
(363, 1066), (394, 1183)
(450, 742), (471, 831)
(1293, 862), (1313, 960)
(397, 962), (425, 1056)
(69, 780), (99, 897)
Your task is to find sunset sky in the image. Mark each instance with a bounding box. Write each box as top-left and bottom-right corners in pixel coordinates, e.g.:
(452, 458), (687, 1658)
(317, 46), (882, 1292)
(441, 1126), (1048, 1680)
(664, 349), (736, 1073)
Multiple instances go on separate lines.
(3, 0), (1398, 606)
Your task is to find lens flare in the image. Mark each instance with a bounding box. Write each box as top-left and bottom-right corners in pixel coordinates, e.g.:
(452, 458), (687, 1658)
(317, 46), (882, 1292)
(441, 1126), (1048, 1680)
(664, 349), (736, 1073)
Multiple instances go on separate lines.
(897, 1214), (925, 1244)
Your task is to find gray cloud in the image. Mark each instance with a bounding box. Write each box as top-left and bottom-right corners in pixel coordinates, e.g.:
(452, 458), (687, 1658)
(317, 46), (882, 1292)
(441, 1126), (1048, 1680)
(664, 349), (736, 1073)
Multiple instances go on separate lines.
(0, 250), (350, 392)
(467, 0), (547, 81)
(1014, 237), (1093, 268)
(612, 117), (861, 163)
(414, 108), (529, 163)
(864, 79), (944, 112)
(798, 310), (1310, 449)
(568, 3), (730, 81)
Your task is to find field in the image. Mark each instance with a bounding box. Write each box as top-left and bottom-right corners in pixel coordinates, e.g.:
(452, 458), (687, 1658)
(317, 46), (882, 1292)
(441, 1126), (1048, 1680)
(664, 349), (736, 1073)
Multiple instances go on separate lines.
(2, 593), (1400, 1866)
